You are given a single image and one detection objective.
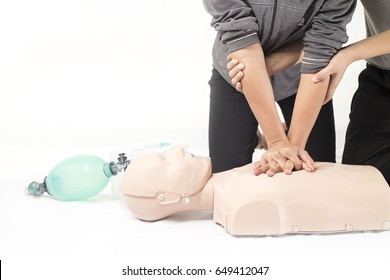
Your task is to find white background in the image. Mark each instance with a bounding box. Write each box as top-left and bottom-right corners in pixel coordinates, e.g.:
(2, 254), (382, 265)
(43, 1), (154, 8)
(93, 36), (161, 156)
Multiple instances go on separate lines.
(1, 1), (389, 280)
(0, 0), (366, 150)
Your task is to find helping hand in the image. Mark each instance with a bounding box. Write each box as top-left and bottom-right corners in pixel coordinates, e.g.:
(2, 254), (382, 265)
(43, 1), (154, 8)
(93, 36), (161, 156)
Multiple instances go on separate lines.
(227, 55), (244, 92)
(312, 49), (350, 104)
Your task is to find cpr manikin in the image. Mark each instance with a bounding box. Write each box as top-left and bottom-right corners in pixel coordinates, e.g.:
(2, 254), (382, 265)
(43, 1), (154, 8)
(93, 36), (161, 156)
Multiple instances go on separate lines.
(122, 147), (390, 236)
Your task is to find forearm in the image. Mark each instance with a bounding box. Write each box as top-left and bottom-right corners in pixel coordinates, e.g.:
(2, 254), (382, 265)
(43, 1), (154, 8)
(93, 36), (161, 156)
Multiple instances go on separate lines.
(229, 43), (287, 146)
(288, 74), (330, 149)
(341, 29), (390, 64)
(265, 39), (304, 76)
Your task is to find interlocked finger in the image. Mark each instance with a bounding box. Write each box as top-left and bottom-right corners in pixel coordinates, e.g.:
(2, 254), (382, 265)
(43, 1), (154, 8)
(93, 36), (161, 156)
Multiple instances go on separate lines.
(284, 159), (294, 174)
(266, 160), (283, 177)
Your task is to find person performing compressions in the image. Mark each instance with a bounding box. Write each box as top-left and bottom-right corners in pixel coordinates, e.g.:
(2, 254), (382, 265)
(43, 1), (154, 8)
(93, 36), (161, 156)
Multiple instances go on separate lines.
(203, 0), (356, 175)
(122, 147), (390, 236)
(310, 1), (390, 185)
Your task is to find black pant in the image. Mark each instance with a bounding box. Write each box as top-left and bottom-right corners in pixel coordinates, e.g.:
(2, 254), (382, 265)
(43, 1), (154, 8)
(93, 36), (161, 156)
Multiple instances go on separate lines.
(342, 64), (390, 185)
(209, 68), (336, 173)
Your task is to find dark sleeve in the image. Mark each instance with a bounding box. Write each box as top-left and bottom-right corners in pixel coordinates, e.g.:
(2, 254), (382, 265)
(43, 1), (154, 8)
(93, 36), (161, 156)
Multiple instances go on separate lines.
(202, 0), (260, 52)
(301, 0), (357, 73)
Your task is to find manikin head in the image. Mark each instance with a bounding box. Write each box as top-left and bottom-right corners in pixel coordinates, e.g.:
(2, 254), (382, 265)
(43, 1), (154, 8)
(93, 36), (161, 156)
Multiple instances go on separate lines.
(122, 147), (212, 221)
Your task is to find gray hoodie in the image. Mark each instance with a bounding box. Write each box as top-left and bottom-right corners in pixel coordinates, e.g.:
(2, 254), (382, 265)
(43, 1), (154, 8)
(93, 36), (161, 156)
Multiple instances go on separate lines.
(203, 0), (356, 100)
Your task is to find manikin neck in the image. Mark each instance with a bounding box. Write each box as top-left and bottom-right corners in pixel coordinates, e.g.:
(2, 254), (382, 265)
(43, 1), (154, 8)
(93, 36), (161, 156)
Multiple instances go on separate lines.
(185, 178), (214, 211)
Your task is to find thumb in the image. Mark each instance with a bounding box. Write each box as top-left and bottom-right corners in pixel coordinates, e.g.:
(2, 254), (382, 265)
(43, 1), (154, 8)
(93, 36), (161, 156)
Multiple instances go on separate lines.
(299, 151), (315, 172)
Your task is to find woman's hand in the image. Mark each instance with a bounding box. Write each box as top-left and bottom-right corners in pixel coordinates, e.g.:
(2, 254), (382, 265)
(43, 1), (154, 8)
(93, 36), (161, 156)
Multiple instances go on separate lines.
(312, 48), (351, 104)
(313, 29), (390, 104)
(227, 56), (245, 92)
(252, 140), (315, 176)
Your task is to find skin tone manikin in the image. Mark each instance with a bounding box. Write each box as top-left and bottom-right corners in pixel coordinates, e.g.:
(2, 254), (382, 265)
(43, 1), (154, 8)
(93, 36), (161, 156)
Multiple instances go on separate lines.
(122, 147), (390, 236)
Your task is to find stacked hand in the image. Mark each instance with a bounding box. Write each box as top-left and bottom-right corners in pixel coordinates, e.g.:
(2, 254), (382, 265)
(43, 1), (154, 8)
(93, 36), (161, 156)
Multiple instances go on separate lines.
(253, 140), (314, 176)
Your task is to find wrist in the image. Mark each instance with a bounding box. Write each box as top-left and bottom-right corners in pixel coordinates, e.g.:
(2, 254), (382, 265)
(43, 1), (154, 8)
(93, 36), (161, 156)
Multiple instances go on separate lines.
(266, 136), (289, 149)
(339, 47), (358, 65)
(287, 134), (306, 150)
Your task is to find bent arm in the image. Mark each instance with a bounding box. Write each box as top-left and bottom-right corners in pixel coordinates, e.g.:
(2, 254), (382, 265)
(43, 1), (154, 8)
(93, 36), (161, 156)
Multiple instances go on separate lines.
(311, 29), (390, 102)
(341, 29), (390, 63)
(314, 29), (390, 82)
(227, 39), (304, 91)
(265, 39), (304, 76)
(301, 0), (356, 73)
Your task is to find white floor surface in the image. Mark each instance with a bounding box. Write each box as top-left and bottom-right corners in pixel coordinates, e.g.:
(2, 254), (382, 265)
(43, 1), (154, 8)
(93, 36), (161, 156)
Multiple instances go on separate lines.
(1, 143), (390, 280)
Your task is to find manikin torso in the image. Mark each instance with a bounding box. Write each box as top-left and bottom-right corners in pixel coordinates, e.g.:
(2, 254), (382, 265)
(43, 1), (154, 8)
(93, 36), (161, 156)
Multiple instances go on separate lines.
(122, 147), (390, 236)
(213, 163), (390, 235)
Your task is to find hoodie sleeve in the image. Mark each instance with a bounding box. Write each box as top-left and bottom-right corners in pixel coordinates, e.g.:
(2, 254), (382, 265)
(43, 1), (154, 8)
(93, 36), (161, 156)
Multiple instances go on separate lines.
(301, 0), (357, 73)
(202, 0), (260, 52)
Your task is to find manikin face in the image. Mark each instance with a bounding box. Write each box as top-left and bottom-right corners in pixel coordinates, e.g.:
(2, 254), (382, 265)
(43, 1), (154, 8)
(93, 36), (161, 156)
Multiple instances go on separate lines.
(122, 147), (212, 220)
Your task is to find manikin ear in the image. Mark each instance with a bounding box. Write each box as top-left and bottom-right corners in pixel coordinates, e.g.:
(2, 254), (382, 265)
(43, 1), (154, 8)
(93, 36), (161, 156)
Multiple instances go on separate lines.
(154, 191), (181, 205)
